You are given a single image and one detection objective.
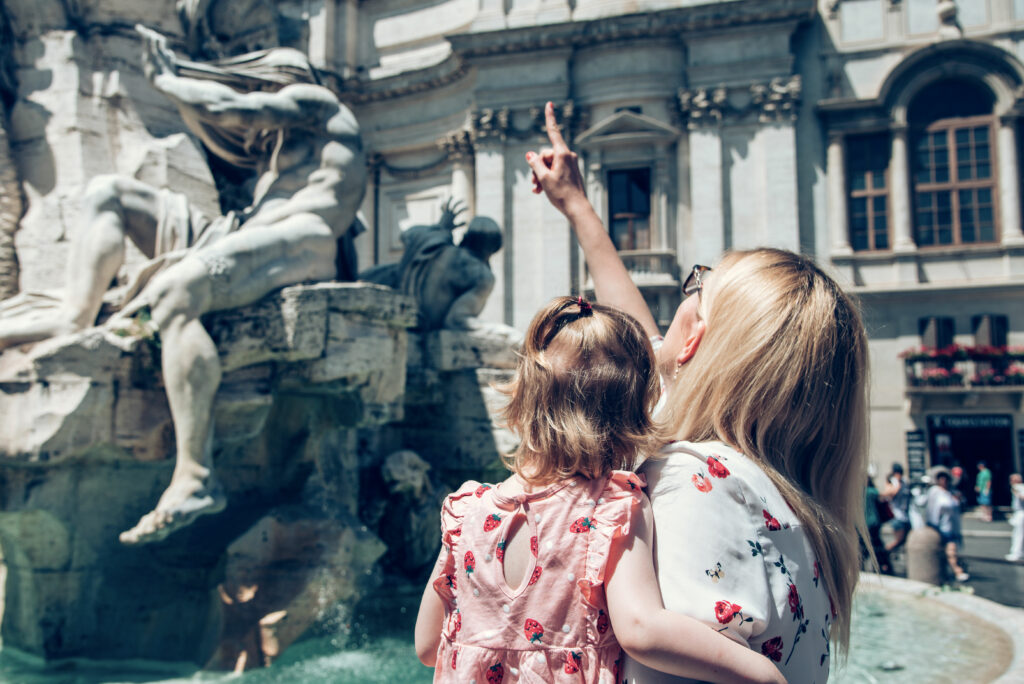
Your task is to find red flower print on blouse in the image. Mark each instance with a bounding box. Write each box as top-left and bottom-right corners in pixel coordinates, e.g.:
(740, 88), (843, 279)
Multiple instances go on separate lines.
(707, 456), (730, 478)
(564, 651), (583, 674)
(528, 566), (542, 585)
(483, 513), (502, 532)
(763, 509), (781, 531)
(569, 517), (596, 533)
(530, 535), (538, 557)
(524, 618), (544, 643)
(486, 662), (505, 683)
(788, 583), (801, 617)
(475, 484), (491, 497)
(761, 636), (783, 662)
(597, 609), (610, 633)
(692, 472), (713, 493)
(464, 551), (476, 575)
(714, 600), (742, 624)
(451, 610), (461, 634)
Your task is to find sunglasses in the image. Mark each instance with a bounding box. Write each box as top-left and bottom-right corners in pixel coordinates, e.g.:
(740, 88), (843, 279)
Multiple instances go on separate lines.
(682, 264), (712, 298)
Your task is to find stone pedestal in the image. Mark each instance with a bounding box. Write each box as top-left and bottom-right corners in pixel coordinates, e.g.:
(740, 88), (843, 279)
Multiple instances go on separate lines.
(906, 526), (944, 586)
(0, 283), (415, 665)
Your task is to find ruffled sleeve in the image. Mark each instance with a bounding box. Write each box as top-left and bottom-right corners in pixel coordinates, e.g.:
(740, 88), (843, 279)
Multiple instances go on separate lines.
(577, 471), (647, 617)
(431, 480), (480, 604)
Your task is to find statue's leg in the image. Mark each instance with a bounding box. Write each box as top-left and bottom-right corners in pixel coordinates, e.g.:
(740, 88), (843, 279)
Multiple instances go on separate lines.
(119, 215), (338, 544)
(0, 175), (159, 351)
(65, 175), (161, 327)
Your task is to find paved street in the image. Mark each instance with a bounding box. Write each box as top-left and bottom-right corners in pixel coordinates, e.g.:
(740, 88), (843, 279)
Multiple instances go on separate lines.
(882, 509), (1024, 608)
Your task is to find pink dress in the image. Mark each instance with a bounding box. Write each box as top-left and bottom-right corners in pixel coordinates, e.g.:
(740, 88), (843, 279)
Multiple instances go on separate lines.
(431, 470), (644, 683)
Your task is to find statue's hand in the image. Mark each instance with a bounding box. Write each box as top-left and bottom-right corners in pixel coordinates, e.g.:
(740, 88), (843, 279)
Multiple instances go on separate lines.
(439, 198), (467, 232)
(136, 24), (177, 83)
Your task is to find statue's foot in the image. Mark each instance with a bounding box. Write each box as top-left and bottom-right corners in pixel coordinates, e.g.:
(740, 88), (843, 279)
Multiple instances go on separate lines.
(119, 485), (227, 545)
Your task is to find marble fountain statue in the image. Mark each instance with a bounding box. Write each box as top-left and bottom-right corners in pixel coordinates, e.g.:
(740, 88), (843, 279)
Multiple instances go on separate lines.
(0, 1), (518, 675)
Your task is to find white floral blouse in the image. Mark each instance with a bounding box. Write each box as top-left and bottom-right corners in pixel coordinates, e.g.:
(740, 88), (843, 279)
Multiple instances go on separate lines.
(623, 441), (834, 684)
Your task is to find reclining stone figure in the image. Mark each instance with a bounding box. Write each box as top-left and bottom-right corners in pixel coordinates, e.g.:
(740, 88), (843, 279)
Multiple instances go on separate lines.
(361, 199), (501, 331)
(0, 25), (367, 544)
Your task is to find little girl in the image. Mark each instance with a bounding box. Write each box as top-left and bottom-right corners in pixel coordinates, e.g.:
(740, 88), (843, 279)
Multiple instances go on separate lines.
(414, 296), (786, 684)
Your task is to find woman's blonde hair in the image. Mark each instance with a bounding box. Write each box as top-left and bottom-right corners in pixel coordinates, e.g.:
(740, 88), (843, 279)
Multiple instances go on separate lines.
(660, 248), (869, 654)
(499, 296), (663, 486)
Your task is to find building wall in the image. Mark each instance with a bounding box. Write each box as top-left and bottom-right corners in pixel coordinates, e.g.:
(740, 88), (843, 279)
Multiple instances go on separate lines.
(334, 0), (1024, 498)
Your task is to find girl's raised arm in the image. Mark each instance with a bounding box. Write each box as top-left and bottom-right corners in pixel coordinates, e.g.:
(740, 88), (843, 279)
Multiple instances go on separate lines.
(526, 102), (660, 339)
(605, 496), (787, 684)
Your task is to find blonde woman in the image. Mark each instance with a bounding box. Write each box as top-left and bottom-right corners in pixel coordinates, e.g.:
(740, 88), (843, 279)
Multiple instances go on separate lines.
(527, 103), (868, 682)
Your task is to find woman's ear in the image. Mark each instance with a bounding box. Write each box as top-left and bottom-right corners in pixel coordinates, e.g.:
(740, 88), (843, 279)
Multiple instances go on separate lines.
(676, 320), (706, 368)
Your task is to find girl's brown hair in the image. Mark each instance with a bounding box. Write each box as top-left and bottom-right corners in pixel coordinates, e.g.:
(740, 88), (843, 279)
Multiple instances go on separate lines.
(660, 248), (869, 655)
(499, 296), (662, 486)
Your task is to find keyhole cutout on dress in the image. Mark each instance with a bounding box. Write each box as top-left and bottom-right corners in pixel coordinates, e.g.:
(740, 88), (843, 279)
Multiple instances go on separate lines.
(501, 512), (533, 591)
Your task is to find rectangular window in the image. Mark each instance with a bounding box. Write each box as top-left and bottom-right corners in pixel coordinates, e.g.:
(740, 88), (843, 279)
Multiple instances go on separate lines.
(919, 316), (955, 349)
(846, 133), (890, 251)
(608, 168), (651, 251)
(912, 117), (998, 246)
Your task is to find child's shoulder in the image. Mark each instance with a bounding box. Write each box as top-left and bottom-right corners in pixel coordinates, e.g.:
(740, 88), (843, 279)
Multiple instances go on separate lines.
(440, 480), (496, 524)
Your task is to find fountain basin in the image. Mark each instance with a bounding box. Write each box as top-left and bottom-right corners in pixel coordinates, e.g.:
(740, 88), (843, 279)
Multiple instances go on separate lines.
(0, 572), (1020, 683)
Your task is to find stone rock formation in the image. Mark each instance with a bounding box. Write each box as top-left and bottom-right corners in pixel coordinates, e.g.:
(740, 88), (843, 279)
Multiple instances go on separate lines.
(0, 283), (415, 664)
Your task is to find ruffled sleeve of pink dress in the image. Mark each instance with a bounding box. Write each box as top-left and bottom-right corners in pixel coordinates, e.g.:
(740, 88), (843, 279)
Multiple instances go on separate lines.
(430, 471), (645, 683)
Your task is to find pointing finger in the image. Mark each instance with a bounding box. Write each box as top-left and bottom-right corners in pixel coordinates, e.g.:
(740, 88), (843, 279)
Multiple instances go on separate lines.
(544, 101), (568, 151)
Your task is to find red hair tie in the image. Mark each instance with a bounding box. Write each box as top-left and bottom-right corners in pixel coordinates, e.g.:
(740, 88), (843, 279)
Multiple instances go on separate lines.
(577, 296), (592, 314)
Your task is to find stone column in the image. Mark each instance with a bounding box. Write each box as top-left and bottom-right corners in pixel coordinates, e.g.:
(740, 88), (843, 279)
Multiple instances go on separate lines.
(761, 123), (800, 251)
(998, 116), (1024, 245)
(654, 149), (670, 250)
(688, 126), (726, 267)
(474, 142), (507, 325)
(890, 125), (916, 252)
(441, 131), (476, 237)
(827, 133), (852, 255)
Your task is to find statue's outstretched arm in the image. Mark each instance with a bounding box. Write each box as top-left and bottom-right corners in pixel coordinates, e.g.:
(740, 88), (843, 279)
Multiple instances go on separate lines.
(137, 24), (337, 130)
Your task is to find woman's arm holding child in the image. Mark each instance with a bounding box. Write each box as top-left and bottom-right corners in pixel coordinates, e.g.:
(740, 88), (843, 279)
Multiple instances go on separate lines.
(605, 496), (787, 684)
(414, 547), (448, 666)
(526, 102), (660, 339)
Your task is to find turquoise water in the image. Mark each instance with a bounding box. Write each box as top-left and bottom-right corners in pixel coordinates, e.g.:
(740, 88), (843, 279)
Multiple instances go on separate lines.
(0, 582), (1007, 683)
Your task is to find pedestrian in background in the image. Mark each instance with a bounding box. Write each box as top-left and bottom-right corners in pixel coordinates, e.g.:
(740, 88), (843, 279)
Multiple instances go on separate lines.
(925, 466), (969, 582)
(1006, 473), (1024, 562)
(883, 463), (912, 555)
(976, 462), (993, 522)
(864, 477), (892, 574)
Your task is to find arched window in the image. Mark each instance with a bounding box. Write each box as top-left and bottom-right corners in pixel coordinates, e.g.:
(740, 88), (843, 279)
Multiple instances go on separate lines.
(909, 79), (998, 246)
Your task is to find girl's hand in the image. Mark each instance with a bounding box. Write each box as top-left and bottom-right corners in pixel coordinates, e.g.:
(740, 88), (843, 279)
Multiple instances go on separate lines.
(526, 102), (588, 217)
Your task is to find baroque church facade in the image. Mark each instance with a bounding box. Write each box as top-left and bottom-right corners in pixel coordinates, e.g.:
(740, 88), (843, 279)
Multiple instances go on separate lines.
(344, 0), (1024, 504)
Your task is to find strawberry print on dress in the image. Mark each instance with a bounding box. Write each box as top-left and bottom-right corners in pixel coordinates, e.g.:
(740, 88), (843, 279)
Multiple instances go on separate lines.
(430, 472), (644, 682)
(707, 455), (730, 478)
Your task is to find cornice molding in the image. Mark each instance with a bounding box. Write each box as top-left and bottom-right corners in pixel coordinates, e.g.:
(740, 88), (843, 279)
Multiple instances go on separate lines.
(448, 0), (815, 58)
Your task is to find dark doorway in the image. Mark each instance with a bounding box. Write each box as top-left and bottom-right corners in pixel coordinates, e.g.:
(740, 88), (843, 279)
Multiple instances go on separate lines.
(926, 414), (1014, 507)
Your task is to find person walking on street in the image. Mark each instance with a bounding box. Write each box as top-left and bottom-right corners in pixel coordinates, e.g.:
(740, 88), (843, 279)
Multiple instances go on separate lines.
(1006, 473), (1024, 562)
(926, 467), (969, 582)
(883, 463), (912, 554)
(865, 477), (892, 574)
(976, 462), (993, 522)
